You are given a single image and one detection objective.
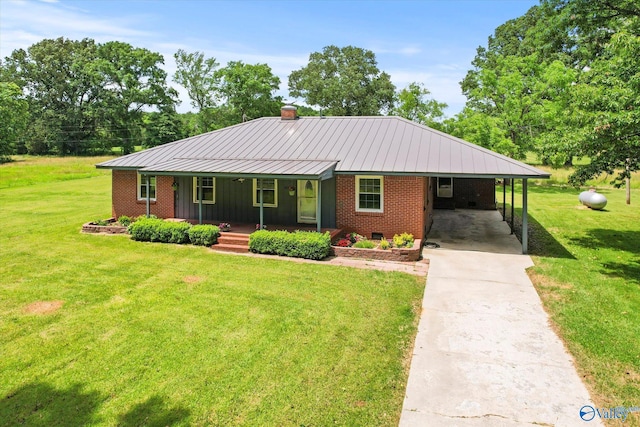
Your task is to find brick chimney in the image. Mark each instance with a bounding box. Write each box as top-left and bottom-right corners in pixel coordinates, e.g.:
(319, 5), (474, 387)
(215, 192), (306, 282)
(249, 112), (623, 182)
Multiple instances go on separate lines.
(281, 105), (297, 120)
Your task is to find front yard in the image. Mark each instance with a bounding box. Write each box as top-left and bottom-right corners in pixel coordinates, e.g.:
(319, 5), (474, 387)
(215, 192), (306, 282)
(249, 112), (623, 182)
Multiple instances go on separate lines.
(0, 157), (424, 426)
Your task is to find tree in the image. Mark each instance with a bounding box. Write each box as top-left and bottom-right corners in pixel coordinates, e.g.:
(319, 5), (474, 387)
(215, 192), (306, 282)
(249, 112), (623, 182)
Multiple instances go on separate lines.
(217, 61), (281, 122)
(173, 49), (220, 132)
(0, 82), (29, 161)
(2, 37), (103, 155)
(391, 82), (447, 129)
(143, 110), (186, 148)
(94, 41), (178, 154)
(288, 45), (396, 116)
(566, 31), (640, 198)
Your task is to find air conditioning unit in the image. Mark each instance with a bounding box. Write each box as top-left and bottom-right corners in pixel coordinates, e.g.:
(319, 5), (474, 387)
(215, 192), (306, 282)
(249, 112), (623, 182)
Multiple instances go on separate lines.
(437, 177), (453, 198)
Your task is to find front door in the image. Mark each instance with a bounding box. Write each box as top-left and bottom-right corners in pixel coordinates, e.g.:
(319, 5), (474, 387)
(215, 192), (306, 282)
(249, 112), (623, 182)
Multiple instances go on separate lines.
(297, 179), (317, 223)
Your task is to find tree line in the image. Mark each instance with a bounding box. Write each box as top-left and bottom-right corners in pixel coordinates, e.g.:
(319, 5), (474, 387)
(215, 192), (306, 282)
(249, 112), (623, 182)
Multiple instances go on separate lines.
(1, 0), (638, 189)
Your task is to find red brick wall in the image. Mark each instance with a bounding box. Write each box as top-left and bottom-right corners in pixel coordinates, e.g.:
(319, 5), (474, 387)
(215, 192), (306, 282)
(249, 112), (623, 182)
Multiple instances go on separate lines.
(336, 175), (426, 241)
(111, 170), (174, 219)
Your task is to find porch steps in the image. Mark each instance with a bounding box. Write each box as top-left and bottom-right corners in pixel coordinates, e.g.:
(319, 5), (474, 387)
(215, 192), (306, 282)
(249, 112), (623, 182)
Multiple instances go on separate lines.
(212, 232), (250, 254)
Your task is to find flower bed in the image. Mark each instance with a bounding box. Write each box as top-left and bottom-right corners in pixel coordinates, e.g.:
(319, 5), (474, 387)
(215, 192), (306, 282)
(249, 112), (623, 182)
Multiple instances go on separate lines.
(331, 239), (422, 262)
(331, 232), (422, 262)
(81, 218), (128, 234)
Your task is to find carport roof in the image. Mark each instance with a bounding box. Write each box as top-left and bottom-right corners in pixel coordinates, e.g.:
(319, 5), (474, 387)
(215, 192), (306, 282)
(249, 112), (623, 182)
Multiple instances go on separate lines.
(97, 116), (550, 179)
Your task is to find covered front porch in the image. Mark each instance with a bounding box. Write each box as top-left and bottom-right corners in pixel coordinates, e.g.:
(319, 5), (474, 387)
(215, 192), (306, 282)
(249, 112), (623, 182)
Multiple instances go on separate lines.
(138, 158), (339, 233)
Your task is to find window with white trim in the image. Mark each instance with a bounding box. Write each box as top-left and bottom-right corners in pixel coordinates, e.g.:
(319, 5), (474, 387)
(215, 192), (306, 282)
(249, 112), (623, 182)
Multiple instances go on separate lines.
(137, 175), (156, 200)
(193, 177), (216, 204)
(252, 178), (278, 207)
(356, 176), (383, 212)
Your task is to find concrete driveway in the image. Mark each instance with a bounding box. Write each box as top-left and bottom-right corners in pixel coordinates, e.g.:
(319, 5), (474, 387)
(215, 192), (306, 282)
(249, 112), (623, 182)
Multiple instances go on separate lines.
(400, 209), (601, 426)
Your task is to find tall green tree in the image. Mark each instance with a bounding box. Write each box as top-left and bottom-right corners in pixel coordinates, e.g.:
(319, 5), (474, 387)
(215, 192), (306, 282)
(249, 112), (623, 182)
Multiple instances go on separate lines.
(2, 37), (103, 155)
(565, 31), (640, 192)
(288, 45), (395, 116)
(217, 61), (281, 122)
(0, 82), (29, 161)
(173, 49), (220, 132)
(391, 82), (447, 130)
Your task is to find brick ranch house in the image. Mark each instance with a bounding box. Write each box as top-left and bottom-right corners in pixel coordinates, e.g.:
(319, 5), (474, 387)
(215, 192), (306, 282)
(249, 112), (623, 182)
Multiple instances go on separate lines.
(97, 106), (549, 252)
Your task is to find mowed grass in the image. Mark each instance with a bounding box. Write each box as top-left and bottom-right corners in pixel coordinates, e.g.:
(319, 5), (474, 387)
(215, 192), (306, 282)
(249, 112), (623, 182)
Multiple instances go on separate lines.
(500, 182), (640, 424)
(0, 157), (425, 426)
(0, 155), (115, 189)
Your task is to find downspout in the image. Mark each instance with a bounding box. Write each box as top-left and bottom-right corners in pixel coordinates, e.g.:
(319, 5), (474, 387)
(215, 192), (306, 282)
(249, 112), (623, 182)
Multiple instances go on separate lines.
(198, 176), (203, 225)
(145, 174), (150, 218)
(316, 180), (322, 233)
(522, 179), (528, 255)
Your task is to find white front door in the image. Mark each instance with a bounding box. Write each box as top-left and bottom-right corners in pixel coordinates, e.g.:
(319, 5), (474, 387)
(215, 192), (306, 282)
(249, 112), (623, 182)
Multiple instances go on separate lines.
(297, 179), (317, 223)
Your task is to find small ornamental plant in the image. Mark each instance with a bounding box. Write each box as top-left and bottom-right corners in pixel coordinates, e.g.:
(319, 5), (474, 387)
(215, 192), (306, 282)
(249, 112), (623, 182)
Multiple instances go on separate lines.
(336, 238), (352, 247)
(392, 232), (414, 248)
(379, 239), (391, 250)
(256, 224), (267, 230)
(219, 222), (231, 231)
(348, 232), (365, 244)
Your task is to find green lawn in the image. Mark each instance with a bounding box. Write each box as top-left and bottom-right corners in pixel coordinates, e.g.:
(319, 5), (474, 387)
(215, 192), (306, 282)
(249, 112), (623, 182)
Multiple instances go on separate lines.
(500, 182), (640, 425)
(0, 157), (425, 426)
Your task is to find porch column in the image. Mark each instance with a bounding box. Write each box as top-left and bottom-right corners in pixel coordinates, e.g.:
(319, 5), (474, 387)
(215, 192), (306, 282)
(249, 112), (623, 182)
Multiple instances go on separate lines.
(522, 179), (528, 255)
(316, 179), (322, 232)
(259, 178), (264, 229)
(502, 179), (506, 220)
(145, 174), (150, 218)
(198, 176), (203, 225)
(510, 181), (515, 234)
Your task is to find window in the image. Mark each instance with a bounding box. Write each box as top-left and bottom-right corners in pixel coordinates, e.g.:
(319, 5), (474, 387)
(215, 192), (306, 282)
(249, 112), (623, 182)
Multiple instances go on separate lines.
(437, 177), (453, 198)
(356, 176), (383, 212)
(137, 175), (156, 200)
(252, 178), (278, 207)
(193, 177), (216, 204)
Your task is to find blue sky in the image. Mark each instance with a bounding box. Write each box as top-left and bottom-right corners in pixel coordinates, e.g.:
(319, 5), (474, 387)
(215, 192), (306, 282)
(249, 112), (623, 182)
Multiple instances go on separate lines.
(1, 0), (539, 116)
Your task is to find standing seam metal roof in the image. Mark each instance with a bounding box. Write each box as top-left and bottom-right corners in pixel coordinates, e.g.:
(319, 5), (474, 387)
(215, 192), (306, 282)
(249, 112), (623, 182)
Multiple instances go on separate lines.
(97, 116), (550, 178)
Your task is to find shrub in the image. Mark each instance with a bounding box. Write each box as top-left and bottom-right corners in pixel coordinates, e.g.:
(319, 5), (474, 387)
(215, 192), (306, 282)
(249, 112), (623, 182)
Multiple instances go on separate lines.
(118, 215), (132, 227)
(379, 239), (391, 250)
(188, 224), (220, 246)
(393, 232), (414, 248)
(93, 219), (109, 226)
(128, 218), (164, 242)
(128, 218), (192, 244)
(249, 230), (331, 260)
(353, 240), (375, 249)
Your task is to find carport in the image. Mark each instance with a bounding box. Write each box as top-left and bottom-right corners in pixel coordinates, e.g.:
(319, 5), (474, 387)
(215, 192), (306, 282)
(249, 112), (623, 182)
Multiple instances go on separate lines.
(429, 172), (547, 254)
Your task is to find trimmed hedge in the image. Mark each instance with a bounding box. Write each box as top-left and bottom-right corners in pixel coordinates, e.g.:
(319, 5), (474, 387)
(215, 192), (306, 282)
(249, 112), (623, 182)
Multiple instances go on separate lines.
(188, 224), (220, 246)
(128, 218), (192, 244)
(249, 230), (331, 260)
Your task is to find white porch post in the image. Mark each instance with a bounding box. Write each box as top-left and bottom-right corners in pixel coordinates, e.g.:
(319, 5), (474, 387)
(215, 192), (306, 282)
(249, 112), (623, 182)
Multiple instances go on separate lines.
(522, 179), (528, 255)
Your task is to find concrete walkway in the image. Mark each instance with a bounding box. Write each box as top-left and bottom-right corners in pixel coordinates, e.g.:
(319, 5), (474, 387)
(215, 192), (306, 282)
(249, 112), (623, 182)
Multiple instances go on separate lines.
(400, 210), (601, 426)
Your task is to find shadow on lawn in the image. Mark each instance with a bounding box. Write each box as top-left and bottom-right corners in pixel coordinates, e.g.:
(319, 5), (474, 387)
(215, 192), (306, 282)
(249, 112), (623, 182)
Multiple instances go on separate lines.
(118, 395), (191, 427)
(1, 382), (190, 427)
(499, 205), (576, 259)
(569, 229), (640, 285)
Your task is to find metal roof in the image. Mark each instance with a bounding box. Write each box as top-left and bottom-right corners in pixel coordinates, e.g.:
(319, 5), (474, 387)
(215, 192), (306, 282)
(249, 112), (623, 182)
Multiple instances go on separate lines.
(139, 158), (337, 180)
(97, 116), (550, 179)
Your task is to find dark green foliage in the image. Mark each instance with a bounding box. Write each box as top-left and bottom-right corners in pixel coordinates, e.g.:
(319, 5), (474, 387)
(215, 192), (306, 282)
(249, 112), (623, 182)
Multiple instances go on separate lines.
(117, 215), (132, 227)
(249, 230), (331, 260)
(128, 218), (192, 244)
(188, 224), (220, 246)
